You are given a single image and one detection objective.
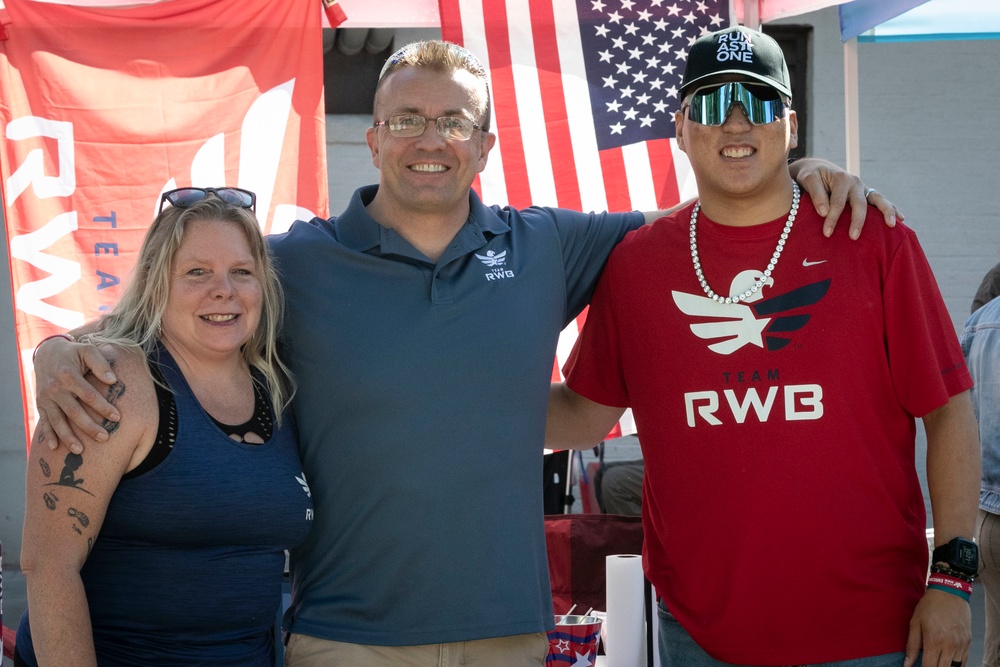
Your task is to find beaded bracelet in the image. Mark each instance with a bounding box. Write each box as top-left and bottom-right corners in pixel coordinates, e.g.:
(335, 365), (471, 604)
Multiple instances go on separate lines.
(930, 563), (976, 584)
(31, 333), (76, 362)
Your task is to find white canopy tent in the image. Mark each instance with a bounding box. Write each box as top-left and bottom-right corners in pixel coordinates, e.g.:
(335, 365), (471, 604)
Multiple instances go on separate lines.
(735, 0), (1000, 175)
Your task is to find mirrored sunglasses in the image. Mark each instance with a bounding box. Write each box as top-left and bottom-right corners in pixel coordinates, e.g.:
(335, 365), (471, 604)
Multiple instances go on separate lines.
(159, 187), (256, 214)
(684, 82), (787, 126)
(373, 114), (482, 141)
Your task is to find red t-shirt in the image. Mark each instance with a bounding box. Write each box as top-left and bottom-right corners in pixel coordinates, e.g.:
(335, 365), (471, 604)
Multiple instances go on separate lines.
(565, 195), (972, 664)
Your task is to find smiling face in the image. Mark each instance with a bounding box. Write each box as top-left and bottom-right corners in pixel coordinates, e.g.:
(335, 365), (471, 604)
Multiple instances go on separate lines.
(365, 66), (495, 221)
(159, 219), (263, 364)
(675, 77), (797, 204)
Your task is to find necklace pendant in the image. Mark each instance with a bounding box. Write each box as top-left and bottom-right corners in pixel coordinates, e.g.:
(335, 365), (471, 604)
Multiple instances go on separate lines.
(689, 182), (801, 304)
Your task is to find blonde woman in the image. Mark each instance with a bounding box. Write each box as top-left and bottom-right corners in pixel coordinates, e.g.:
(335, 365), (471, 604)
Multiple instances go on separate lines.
(16, 189), (312, 666)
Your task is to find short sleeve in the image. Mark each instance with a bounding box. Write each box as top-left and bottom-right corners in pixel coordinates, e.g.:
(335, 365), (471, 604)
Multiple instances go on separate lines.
(563, 253), (630, 408)
(551, 209), (644, 321)
(885, 231), (972, 417)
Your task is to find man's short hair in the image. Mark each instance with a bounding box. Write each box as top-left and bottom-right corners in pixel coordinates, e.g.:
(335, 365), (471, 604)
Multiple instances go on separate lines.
(374, 40), (492, 132)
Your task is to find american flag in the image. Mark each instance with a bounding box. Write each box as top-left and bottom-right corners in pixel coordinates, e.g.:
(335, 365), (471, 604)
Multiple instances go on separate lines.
(439, 0), (730, 213)
(440, 0), (730, 436)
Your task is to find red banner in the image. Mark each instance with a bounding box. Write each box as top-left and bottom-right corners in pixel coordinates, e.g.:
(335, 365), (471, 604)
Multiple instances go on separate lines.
(0, 0), (330, 441)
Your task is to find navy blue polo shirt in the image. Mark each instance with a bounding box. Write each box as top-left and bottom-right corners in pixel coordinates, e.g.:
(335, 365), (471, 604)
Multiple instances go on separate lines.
(272, 185), (643, 646)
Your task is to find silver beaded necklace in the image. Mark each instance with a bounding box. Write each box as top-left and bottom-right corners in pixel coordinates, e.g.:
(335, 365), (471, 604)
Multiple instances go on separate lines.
(689, 182), (801, 305)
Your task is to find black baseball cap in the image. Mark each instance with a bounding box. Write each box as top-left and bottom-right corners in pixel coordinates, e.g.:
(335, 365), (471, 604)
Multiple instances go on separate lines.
(680, 26), (791, 100)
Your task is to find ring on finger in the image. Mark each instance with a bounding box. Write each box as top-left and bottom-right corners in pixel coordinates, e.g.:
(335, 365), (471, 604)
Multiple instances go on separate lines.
(863, 186), (876, 199)
(951, 661), (963, 667)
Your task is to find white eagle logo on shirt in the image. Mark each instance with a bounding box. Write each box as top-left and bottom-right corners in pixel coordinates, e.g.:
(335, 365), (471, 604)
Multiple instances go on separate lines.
(673, 270), (830, 355)
(475, 250), (507, 267)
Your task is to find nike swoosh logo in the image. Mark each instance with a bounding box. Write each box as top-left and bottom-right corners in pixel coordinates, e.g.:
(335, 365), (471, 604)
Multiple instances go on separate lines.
(802, 259), (827, 267)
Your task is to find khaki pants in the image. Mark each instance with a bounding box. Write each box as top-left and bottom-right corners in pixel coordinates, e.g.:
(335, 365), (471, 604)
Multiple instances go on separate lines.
(283, 631), (549, 667)
(979, 509), (1000, 667)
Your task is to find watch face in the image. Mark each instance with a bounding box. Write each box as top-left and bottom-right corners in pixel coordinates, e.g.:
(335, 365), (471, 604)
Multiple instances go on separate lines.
(958, 541), (979, 572)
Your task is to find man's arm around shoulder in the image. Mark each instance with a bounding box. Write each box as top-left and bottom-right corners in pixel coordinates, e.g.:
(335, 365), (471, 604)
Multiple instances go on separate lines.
(33, 322), (118, 453)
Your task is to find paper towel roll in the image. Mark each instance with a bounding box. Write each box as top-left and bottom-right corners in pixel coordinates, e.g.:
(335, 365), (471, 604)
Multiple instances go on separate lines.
(605, 554), (645, 667)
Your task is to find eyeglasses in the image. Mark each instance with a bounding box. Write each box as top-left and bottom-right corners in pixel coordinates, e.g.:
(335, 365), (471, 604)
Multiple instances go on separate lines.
(682, 82), (788, 126)
(159, 187), (256, 214)
(373, 114), (483, 141)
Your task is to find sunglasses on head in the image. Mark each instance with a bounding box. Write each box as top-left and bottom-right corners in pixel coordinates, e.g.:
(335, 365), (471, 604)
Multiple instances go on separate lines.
(683, 81), (787, 126)
(159, 187), (256, 214)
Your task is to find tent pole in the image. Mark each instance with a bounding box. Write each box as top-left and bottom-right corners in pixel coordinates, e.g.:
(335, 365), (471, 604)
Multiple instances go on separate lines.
(745, 0), (759, 28)
(843, 37), (861, 176)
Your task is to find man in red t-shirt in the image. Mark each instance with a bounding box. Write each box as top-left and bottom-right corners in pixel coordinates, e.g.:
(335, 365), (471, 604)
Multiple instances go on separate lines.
(547, 25), (980, 667)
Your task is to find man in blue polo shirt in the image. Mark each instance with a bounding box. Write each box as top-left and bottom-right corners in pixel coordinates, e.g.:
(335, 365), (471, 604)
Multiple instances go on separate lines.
(33, 39), (899, 667)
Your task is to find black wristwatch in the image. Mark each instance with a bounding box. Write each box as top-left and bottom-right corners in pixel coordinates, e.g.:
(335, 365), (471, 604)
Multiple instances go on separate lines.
(931, 537), (979, 577)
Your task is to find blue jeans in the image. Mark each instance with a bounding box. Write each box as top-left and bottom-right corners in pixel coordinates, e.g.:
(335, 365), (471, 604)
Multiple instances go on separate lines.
(657, 600), (917, 667)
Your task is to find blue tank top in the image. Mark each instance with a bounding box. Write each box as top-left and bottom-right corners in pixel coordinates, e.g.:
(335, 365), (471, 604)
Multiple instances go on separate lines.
(17, 347), (312, 666)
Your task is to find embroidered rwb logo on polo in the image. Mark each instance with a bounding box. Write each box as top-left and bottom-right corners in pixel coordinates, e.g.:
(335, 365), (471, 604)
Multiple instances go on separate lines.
(672, 272), (831, 355)
(476, 249), (515, 281)
(715, 30), (755, 64)
(476, 249), (506, 267)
